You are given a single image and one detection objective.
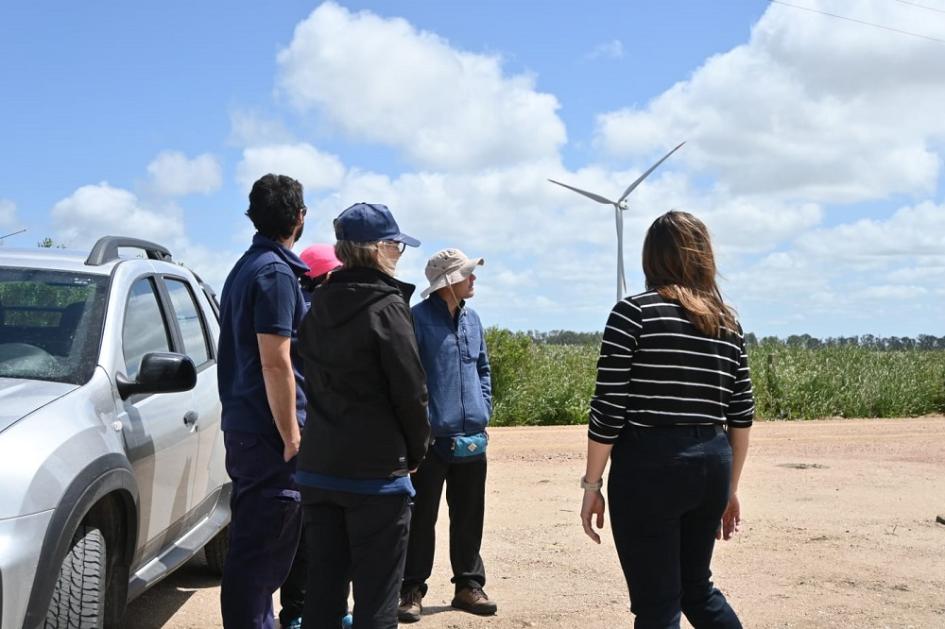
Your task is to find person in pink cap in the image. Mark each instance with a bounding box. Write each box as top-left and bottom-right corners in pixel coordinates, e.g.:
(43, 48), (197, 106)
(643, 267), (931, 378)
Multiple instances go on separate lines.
(299, 243), (343, 306)
(279, 243), (345, 629)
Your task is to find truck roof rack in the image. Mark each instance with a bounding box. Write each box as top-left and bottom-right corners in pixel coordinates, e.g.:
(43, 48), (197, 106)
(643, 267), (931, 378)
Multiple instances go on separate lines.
(85, 236), (173, 266)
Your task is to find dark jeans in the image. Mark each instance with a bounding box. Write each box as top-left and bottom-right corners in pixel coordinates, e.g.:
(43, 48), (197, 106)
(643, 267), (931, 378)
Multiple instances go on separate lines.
(221, 431), (301, 629)
(279, 527), (306, 625)
(608, 426), (742, 629)
(301, 487), (411, 629)
(402, 452), (487, 594)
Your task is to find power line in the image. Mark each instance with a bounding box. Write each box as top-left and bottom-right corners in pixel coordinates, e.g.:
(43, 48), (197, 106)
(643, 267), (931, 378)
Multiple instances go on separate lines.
(894, 0), (945, 16)
(769, 0), (945, 45)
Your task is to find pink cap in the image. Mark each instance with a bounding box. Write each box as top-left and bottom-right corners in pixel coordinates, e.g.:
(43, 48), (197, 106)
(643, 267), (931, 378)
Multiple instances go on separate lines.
(299, 244), (342, 279)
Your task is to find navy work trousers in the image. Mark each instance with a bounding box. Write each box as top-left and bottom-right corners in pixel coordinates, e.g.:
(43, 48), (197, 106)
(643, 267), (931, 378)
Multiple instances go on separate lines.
(301, 488), (411, 629)
(608, 425), (742, 629)
(402, 452), (487, 594)
(220, 431), (301, 629)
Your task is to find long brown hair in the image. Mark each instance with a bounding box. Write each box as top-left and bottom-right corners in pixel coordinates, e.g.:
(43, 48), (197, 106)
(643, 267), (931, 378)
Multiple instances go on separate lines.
(642, 210), (736, 337)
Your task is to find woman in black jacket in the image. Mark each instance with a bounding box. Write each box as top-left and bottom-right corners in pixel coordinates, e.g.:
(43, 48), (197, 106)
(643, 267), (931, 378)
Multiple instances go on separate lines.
(296, 203), (430, 629)
(580, 211), (753, 629)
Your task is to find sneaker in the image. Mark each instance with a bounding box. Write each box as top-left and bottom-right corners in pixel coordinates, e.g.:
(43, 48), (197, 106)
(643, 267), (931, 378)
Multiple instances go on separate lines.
(397, 586), (423, 623)
(451, 585), (497, 616)
(341, 613), (353, 629)
(283, 618), (302, 629)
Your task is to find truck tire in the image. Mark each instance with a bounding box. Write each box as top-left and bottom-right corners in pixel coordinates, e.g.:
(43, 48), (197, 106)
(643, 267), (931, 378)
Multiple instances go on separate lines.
(204, 526), (229, 576)
(44, 525), (107, 629)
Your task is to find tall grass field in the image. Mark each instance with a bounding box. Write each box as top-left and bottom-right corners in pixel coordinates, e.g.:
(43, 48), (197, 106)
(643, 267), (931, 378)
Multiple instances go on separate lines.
(485, 328), (945, 426)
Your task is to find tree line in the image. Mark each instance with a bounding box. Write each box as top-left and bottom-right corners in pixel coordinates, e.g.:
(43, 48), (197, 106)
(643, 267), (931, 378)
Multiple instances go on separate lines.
(526, 329), (945, 351)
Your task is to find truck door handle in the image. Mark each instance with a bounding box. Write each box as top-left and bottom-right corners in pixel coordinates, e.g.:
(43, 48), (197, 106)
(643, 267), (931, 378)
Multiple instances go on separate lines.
(183, 411), (199, 427)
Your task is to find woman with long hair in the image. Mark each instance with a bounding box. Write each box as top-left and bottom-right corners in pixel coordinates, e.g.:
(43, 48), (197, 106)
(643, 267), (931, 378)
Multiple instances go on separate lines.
(580, 210), (753, 628)
(296, 203), (431, 629)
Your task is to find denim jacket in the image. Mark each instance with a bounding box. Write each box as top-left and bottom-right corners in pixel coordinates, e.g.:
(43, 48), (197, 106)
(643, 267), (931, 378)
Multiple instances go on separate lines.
(411, 294), (492, 438)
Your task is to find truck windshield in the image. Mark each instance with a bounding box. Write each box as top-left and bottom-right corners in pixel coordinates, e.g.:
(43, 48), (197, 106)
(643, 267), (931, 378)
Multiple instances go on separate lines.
(0, 269), (109, 384)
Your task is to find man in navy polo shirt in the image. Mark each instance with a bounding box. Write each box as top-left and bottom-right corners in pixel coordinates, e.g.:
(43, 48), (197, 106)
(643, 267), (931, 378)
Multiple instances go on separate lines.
(217, 173), (309, 629)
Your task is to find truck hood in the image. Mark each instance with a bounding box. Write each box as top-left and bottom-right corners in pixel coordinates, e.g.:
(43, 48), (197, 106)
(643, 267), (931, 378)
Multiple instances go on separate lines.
(0, 377), (78, 434)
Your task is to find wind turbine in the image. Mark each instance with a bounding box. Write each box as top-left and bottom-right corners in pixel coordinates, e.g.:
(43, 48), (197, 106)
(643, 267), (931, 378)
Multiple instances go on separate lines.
(548, 141), (685, 302)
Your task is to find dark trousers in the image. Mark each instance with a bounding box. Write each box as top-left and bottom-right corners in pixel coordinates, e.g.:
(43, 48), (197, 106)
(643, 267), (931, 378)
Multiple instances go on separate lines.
(301, 488), (411, 629)
(402, 453), (487, 594)
(221, 431), (301, 629)
(608, 426), (742, 629)
(279, 527), (306, 625)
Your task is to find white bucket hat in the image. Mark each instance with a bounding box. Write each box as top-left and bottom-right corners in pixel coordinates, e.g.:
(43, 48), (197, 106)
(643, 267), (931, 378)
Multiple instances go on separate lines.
(421, 248), (484, 299)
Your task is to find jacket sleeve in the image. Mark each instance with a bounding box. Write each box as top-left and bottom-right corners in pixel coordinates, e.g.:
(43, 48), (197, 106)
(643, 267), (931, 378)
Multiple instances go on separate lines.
(477, 321), (493, 418)
(375, 299), (431, 468)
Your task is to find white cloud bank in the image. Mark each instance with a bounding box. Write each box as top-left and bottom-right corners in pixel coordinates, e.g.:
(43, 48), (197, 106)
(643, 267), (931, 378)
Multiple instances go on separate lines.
(594, 0), (945, 203)
(146, 151), (222, 197)
(276, 1), (566, 171)
(236, 143), (347, 193)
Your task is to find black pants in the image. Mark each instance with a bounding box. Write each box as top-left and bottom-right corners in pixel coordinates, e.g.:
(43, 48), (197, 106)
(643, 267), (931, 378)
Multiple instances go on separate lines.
(608, 426), (741, 629)
(301, 488), (411, 629)
(402, 453), (487, 594)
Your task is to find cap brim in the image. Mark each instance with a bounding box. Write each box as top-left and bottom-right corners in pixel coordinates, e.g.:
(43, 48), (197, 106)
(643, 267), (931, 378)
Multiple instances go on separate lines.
(391, 233), (421, 247)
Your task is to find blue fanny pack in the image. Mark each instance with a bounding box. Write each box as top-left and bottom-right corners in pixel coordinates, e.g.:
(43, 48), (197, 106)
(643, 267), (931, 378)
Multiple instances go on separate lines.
(433, 432), (488, 463)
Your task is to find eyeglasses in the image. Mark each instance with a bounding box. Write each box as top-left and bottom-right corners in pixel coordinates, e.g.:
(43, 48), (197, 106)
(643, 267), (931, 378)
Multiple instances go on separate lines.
(380, 240), (406, 254)
(300, 206), (307, 217)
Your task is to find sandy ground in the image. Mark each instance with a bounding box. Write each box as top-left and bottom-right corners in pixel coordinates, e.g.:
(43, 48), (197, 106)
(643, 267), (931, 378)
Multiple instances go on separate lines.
(124, 417), (945, 628)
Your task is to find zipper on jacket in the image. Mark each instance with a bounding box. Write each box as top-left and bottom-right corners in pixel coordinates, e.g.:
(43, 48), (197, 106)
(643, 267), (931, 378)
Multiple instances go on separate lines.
(456, 309), (467, 436)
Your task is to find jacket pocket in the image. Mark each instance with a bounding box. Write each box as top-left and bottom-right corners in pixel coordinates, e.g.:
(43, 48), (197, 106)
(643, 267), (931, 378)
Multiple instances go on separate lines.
(461, 322), (480, 362)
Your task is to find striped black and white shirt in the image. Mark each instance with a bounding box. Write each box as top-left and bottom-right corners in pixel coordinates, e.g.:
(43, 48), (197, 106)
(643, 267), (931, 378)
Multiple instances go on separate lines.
(588, 290), (754, 444)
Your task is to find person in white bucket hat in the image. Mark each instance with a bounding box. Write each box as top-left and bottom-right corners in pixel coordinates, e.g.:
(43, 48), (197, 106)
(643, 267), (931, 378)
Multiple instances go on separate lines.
(419, 248), (484, 299)
(399, 248), (498, 622)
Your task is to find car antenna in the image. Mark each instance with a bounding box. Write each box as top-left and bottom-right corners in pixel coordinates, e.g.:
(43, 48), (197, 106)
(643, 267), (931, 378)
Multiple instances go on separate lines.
(0, 228), (27, 244)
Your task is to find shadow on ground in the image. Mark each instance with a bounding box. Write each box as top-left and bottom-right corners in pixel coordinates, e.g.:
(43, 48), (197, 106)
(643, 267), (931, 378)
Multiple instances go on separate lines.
(123, 554), (221, 628)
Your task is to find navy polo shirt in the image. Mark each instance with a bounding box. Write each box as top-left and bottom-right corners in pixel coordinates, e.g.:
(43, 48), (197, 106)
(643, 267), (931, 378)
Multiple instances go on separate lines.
(218, 233), (309, 437)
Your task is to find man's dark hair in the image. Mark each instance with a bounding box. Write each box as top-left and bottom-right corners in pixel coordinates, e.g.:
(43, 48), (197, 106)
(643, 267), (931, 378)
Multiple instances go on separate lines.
(245, 174), (305, 240)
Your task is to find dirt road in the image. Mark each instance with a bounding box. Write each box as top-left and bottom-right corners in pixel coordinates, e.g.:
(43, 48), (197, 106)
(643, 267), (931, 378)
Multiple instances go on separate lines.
(125, 417), (945, 628)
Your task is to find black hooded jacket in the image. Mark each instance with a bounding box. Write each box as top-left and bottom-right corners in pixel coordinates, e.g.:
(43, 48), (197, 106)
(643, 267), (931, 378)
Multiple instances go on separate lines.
(296, 267), (430, 479)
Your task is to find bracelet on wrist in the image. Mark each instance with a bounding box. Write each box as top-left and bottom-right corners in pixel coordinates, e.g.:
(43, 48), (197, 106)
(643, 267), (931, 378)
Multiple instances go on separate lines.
(580, 475), (603, 491)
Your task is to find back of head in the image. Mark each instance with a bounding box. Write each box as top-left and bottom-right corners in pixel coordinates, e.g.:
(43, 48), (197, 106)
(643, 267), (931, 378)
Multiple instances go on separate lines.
(334, 240), (394, 276)
(642, 210), (736, 337)
(245, 174), (304, 241)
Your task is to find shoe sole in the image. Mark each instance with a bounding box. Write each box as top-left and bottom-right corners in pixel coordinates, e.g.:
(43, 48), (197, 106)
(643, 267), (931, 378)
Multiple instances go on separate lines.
(398, 611), (422, 623)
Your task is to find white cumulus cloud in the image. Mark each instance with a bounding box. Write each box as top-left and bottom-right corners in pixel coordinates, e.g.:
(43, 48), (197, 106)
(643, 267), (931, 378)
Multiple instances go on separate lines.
(236, 143), (346, 194)
(52, 183), (185, 248)
(276, 1), (566, 170)
(146, 151), (223, 197)
(594, 0), (945, 203)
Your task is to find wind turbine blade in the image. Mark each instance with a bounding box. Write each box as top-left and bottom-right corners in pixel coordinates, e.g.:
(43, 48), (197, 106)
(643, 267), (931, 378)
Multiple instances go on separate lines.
(547, 179), (617, 206)
(616, 141), (686, 205)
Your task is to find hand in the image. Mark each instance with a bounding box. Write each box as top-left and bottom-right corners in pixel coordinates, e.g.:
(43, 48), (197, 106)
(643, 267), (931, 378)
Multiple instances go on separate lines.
(581, 489), (606, 544)
(717, 493), (741, 541)
(283, 439), (301, 462)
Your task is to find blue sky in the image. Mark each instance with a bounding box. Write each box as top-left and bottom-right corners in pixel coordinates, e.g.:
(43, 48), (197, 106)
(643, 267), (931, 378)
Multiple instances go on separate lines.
(1, 1), (942, 337)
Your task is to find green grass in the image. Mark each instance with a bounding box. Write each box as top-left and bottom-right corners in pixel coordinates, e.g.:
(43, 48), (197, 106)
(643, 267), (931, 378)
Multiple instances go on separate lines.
(485, 328), (945, 426)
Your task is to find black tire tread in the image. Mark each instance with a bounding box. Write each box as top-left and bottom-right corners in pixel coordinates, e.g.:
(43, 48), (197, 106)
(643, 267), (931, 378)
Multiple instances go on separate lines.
(44, 525), (106, 629)
(203, 527), (228, 576)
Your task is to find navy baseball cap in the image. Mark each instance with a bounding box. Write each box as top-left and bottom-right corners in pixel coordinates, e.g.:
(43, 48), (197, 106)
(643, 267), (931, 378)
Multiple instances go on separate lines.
(333, 202), (420, 247)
